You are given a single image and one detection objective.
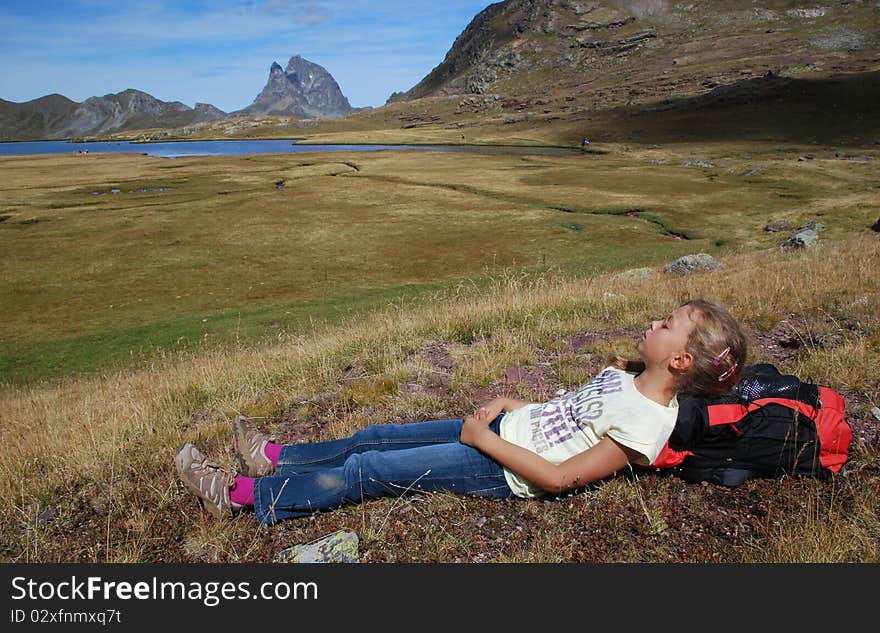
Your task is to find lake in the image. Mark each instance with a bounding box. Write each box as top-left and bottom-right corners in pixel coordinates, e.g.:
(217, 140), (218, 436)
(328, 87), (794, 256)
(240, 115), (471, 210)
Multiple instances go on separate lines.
(0, 139), (580, 158)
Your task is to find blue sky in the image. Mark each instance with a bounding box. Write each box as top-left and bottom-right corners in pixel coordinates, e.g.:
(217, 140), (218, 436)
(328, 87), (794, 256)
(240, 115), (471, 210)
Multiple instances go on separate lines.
(0, 0), (493, 111)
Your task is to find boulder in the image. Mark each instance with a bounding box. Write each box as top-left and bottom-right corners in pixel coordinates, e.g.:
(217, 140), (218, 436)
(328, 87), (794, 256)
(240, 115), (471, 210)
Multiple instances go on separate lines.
(664, 253), (724, 275)
(781, 228), (819, 250)
(276, 530), (359, 563)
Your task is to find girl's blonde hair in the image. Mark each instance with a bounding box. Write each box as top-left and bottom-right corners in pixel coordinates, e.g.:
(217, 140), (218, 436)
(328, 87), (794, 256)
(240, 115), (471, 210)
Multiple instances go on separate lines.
(614, 299), (748, 396)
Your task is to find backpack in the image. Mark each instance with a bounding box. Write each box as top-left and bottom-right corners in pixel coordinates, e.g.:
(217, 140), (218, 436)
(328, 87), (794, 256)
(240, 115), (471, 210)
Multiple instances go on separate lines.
(650, 363), (852, 487)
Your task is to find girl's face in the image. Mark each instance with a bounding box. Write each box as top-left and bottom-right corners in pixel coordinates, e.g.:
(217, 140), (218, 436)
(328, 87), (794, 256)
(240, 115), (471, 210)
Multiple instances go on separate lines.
(637, 305), (697, 370)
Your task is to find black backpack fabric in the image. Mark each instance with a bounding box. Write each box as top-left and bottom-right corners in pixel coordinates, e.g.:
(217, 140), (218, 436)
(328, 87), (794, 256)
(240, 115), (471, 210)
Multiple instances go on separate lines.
(650, 363), (852, 487)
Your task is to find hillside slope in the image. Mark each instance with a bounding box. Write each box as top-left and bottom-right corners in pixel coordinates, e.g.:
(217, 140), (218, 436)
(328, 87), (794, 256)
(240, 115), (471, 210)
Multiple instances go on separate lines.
(0, 94), (78, 141)
(396, 0), (880, 106)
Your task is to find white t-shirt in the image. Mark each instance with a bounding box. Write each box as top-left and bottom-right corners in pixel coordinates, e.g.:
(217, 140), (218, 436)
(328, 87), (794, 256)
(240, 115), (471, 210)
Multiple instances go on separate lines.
(499, 365), (678, 498)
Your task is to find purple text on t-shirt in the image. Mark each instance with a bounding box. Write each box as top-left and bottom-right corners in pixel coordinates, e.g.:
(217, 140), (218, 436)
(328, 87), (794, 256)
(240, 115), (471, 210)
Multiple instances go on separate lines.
(533, 369), (624, 450)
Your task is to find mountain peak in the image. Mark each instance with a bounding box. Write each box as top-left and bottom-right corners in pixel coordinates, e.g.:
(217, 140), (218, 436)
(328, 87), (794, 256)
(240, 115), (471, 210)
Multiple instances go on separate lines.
(236, 55), (353, 119)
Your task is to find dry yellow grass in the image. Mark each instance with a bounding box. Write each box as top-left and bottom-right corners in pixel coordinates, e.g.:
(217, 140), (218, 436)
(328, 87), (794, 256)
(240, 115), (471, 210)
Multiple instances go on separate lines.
(2, 232), (878, 562)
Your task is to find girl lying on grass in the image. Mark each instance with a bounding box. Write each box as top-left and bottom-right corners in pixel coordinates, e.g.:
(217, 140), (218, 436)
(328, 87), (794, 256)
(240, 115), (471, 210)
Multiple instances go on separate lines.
(175, 299), (747, 525)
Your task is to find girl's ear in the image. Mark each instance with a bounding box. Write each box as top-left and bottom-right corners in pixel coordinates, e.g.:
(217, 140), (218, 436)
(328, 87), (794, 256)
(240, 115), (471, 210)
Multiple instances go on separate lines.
(670, 351), (693, 372)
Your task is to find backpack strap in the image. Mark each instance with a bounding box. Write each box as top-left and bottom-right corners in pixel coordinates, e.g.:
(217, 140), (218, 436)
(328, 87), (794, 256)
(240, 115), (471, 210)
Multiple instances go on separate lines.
(707, 398), (818, 428)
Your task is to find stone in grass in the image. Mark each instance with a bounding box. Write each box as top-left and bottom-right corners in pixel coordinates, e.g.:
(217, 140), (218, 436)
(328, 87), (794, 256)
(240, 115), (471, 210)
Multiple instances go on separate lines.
(664, 253), (724, 275)
(680, 159), (714, 168)
(796, 220), (826, 233)
(276, 530), (359, 563)
(781, 228), (819, 250)
(764, 220), (792, 233)
(35, 506), (58, 526)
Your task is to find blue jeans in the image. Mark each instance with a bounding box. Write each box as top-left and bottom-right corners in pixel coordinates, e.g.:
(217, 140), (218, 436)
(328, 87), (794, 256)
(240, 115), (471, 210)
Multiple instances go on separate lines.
(253, 415), (514, 525)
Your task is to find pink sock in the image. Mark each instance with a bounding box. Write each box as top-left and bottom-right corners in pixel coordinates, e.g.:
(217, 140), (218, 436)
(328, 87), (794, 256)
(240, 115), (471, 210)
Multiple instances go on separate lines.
(229, 476), (255, 507)
(263, 441), (282, 468)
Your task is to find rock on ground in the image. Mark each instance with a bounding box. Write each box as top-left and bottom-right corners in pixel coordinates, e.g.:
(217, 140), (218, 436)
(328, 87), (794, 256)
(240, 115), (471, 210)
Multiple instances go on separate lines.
(276, 530), (359, 563)
(765, 220), (792, 232)
(796, 221), (826, 233)
(664, 253), (724, 275)
(781, 228), (819, 250)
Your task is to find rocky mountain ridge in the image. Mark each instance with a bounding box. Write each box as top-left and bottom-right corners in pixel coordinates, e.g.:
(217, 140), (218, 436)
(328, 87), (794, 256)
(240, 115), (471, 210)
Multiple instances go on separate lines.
(1, 55), (353, 141)
(393, 0), (880, 107)
(0, 89), (228, 141)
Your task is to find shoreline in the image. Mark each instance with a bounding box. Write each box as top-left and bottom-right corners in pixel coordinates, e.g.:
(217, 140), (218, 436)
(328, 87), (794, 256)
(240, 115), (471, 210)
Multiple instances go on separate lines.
(0, 138), (587, 158)
(2, 136), (576, 150)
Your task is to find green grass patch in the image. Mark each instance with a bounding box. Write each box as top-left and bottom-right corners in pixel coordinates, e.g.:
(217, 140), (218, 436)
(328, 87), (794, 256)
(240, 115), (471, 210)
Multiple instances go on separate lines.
(1, 147), (874, 384)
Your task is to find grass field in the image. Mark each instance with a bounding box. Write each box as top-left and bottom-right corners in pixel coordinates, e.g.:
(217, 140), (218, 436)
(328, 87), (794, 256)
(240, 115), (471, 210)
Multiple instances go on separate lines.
(1, 139), (878, 562)
(3, 142), (876, 384)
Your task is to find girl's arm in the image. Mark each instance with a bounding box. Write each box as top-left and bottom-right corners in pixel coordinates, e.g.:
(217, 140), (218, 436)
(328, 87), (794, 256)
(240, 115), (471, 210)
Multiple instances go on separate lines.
(475, 396), (540, 420)
(461, 409), (638, 495)
(503, 397), (538, 411)
(474, 397), (538, 421)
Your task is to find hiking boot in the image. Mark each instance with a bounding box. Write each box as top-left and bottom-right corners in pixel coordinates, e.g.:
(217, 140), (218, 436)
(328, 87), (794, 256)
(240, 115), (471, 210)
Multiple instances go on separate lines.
(175, 443), (236, 518)
(232, 415), (276, 477)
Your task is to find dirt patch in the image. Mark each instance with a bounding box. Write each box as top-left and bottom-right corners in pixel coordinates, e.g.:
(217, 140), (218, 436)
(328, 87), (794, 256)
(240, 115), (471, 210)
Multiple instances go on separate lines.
(567, 327), (643, 352)
(420, 340), (456, 371)
(270, 391), (344, 444)
(749, 313), (810, 365)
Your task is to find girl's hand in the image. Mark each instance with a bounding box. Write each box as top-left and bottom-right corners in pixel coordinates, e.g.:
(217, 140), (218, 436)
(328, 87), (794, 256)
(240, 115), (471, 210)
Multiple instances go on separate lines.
(475, 397), (507, 421)
(461, 405), (496, 447)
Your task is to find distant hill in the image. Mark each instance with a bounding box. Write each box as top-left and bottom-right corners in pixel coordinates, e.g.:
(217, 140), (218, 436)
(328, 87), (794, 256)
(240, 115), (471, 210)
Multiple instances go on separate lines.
(58, 89), (227, 139)
(232, 55), (354, 119)
(0, 90), (227, 141)
(0, 94), (79, 141)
